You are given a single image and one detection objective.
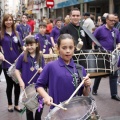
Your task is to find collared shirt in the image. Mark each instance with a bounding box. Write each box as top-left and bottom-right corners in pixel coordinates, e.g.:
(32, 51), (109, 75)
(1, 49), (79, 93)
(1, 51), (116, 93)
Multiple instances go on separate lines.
(16, 53), (45, 86)
(93, 25), (120, 51)
(83, 18), (95, 33)
(0, 31), (23, 69)
(35, 57), (86, 109)
(50, 26), (61, 43)
(16, 24), (31, 39)
(35, 33), (52, 54)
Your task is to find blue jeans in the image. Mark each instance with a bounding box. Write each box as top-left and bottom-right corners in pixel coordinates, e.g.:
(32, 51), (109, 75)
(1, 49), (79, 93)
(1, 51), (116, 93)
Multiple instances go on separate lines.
(93, 71), (118, 97)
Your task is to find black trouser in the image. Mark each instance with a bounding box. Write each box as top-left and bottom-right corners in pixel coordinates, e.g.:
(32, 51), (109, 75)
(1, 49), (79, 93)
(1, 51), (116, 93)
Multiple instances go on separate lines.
(93, 71), (118, 97)
(26, 108), (43, 120)
(0, 64), (2, 74)
(0, 64), (2, 81)
(3, 69), (20, 106)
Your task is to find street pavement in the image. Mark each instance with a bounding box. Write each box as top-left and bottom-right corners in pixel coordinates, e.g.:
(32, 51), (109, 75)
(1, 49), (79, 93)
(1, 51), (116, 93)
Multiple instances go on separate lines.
(0, 71), (120, 120)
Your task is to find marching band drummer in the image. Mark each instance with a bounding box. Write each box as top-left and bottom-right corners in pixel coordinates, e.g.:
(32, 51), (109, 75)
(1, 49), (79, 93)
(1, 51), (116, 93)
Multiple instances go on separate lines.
(15, 35), (45, 120)
(35, 34), (91, 109)
(0, 14), (23, 112)
(92, 14), (120, 101)
(35, 22), (53, 54)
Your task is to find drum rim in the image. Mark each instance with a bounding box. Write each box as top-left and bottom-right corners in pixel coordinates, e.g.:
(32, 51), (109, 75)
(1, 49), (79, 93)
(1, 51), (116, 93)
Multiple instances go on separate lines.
(45, 96), (96, 120)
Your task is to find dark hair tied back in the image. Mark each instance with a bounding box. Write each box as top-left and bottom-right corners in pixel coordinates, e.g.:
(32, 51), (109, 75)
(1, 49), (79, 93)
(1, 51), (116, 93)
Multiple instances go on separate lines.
(57, 34), (75, 48)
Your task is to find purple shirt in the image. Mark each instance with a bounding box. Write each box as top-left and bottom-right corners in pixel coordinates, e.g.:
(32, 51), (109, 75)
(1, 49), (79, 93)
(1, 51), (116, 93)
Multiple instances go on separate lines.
(0, 31), (23, 69)
(50, 26), (61, 44)
(16, 24), (31, 39)
(16, 53), (45, 86)
(35, 33), (52, 54)
(35, 57), (86, 109)
(93, 25), (120, 51)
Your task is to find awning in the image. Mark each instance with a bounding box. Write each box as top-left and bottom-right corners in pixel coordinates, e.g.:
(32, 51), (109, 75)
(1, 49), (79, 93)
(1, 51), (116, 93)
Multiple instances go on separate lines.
(25, 10), (33, 14)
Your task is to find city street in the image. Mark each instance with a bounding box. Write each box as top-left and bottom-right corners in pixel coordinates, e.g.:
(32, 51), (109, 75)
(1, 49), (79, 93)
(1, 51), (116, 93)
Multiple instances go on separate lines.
(0, 72), (120, 120)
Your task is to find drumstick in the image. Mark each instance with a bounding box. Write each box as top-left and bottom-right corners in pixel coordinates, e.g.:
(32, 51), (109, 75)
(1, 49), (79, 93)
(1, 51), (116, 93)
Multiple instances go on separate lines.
(28, 71), (38, 84)
(65, 73), (90, 105)
(15, 51), (24, 62)
(112, 46), (120, 54)
(50, 102), (67, 111)
(4, 59), (12, 66)
(23, 89), (28, 98)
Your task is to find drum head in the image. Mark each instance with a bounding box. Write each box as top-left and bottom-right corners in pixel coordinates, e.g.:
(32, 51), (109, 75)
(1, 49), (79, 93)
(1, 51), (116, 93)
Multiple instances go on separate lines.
(20, 84), (38, 103)
(45, 96), (94, 120)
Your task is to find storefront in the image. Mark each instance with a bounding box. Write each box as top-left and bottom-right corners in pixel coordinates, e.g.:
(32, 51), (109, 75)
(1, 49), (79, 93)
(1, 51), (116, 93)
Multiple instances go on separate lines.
(114, 0), (120, 17)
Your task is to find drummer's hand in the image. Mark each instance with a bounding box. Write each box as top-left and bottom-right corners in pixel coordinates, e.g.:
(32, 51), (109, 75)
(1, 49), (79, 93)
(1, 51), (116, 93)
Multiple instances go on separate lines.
(83, 76), (91, 87)
(0, 52), (4, 61)
(19, 81), (25, 90)
(23, 46), (26, 51)
(43, 96), (53, 106)
(37, 67), (43, 73)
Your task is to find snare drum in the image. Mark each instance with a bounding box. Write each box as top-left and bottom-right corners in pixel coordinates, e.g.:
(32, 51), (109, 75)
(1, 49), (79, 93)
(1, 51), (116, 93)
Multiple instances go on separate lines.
(43, 54), (58, 64)
(19, 84), (39, 111)
(52, 47), (59, 55)
(7, 63), (19, 84)
(73, 49), (111, 77)
(45, 96), (101, 120)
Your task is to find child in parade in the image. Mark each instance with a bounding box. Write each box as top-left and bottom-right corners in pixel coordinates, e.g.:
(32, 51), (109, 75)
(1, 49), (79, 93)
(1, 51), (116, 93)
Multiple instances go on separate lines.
(35, 34), (91, 109)
(50, 18), (62, 47)
(35, 22), (52, 54)
(15, 35), (45, 120)
(16, 14), (31, 40)
(0, 14), (23, 112)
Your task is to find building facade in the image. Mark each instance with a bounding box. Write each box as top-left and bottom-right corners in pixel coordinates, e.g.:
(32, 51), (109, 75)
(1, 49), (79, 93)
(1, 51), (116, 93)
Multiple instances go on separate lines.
(51, 0), (119, 20)
(24, 0), (119, 20)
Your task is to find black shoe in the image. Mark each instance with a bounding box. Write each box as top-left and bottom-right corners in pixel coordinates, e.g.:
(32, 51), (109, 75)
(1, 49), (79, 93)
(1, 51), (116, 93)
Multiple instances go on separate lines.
(8, 108), (14, 112)
(111, 95), (120, 101)
(14, 107), (22, 113)
(92, 90), (97, 95)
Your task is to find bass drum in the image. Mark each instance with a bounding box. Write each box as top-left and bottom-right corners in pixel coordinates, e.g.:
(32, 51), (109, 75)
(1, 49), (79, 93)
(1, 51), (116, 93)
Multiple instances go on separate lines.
(73, 49), (111, 78)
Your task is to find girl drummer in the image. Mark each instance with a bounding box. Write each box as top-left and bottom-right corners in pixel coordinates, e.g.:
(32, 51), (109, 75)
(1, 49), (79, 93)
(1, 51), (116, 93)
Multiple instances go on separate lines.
(35, 34), (91, 109)
(15, 35), (45, 120)
(0, 14), (23, 112)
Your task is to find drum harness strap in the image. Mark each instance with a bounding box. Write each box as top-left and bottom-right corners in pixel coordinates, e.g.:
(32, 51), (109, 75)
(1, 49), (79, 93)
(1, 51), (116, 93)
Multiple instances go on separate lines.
(113, 30), (116, 49)
(65, 64), (83, 95)
(75, 64), (95, 100)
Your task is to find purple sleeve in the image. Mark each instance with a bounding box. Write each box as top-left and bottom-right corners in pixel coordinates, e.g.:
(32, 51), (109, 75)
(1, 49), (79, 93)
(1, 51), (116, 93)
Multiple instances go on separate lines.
(35, 64), (50, 89)
(93, 27), (100, 40)
(18, 32), (24, 46)
(47, 35), (52, 48)
(16, 25), (20, 32)
(16, 54), (23, 70)
(29, 25), (32, 33)
(50, 29), (55, 37)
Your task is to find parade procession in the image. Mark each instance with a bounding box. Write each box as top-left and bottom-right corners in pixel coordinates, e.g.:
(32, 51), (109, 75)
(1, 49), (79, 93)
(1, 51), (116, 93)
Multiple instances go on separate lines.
(0, 0), (120, 120)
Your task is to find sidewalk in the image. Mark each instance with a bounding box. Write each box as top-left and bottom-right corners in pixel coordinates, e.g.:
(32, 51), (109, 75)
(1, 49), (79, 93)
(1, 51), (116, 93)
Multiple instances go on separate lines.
(0, 77), (120, 120)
